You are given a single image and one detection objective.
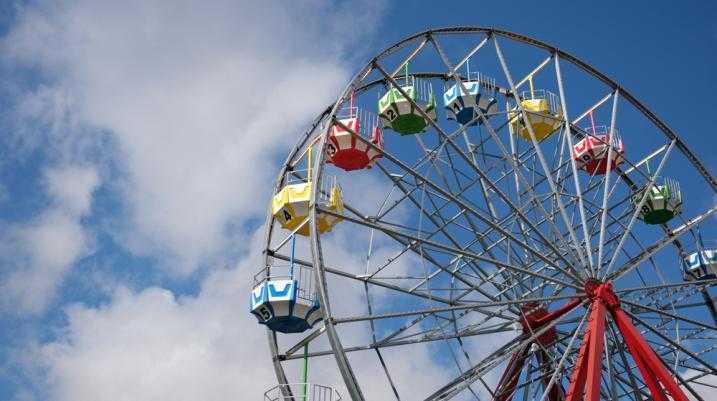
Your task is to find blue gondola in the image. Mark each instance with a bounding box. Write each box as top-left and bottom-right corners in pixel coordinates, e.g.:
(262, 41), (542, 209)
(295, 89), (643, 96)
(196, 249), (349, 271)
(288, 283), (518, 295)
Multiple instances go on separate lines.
(250, 236), (323, 333)
(683, 247), (717, 282)
(443, 72), (497, 126)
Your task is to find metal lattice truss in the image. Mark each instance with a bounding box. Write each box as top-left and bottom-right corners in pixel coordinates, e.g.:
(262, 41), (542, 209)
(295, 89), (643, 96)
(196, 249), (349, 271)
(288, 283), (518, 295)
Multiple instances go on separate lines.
(261, 27), (717, 401)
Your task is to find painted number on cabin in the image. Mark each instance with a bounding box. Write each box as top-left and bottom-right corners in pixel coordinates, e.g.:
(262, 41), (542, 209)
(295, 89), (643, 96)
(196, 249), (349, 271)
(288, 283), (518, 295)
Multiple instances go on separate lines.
(258, 305), (272, 321)
(385, 109), (397, 121)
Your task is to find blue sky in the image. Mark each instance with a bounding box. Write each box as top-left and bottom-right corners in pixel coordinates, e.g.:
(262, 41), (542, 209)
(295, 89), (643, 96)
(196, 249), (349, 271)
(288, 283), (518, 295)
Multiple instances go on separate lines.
(380, 0), (717, 168)
(0, 1), (715, 400)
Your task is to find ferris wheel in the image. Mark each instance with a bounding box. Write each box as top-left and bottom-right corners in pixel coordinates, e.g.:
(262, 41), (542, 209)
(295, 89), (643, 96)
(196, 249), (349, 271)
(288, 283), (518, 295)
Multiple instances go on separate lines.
(251, 27), (717, 401)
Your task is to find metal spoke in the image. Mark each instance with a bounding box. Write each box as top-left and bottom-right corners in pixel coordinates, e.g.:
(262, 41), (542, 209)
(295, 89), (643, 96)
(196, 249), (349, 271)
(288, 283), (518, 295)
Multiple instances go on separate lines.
(493, 34), (590, 271)
(625, 308), (717, 375)
(622, 298), (717, 332)
(428, 35), (585, 277)
(322, 207), (582, 290)
(554, 53), (595, 273)
(334, 294), (582, 324)
(335, 120), (579, 290)
(602, 139), (676, 280)
(609, 206), (717, 282)
(537, 312), (588, 401)
(424, 300), (587, 400)
(595, 90), (620, 277)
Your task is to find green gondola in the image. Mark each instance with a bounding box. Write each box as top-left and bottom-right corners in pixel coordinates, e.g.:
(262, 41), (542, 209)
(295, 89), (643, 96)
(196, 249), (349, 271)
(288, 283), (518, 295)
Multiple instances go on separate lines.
(378, 75), (436, 135)
(631, 177), (682, 225)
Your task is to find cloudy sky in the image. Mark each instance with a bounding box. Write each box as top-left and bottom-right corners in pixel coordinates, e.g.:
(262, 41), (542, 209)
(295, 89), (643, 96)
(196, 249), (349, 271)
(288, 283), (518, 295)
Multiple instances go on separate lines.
(0, 1), (715, 400)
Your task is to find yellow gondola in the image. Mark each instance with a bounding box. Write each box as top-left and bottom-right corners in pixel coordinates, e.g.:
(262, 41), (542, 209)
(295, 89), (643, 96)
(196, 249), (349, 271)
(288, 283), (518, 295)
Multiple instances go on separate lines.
(509, 78), (563, 141)
(271, 146), (343, 236)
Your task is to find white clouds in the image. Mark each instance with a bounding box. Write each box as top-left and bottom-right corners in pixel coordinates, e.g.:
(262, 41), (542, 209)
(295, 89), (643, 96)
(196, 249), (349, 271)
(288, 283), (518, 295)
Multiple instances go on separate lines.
(45, 287), (253, 401)
(45, 166), (98, 216)
(1, 165), (99, 314)
(13, 169), (506, 399)
(0, 0), (394, 398)
(684, 369), (717, 400)
(3, 0), (382, 274)
(40, 282), (269, 401)
(33, 229), (271, 401)
(31, 226), (459, 401)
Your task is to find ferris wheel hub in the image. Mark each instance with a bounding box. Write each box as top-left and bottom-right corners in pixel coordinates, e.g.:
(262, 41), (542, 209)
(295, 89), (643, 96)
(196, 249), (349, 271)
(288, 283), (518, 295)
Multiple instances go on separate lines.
(583, 279), (620, 309)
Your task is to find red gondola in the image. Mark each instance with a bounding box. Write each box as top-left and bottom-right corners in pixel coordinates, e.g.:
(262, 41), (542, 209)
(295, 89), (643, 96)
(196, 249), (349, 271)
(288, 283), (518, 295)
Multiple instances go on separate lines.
(327, 105), (383, 171)
(573, 125), (624, 175)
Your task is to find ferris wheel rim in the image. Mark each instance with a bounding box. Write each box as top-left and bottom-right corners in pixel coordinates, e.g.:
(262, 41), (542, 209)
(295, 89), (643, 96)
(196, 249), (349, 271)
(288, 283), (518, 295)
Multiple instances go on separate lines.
(339, 26), (716, 192)
(261, 26), (717, 401)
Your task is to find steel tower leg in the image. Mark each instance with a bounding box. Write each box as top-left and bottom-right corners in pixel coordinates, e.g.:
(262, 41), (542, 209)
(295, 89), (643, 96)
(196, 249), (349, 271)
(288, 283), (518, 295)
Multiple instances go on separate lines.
(565, 282), (690, 401)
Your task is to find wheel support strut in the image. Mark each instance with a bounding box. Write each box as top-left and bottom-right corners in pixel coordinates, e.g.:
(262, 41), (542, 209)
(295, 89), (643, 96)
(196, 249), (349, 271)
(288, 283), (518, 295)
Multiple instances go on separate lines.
(565, 281), (689, 401)
(494, 281), (691, 401)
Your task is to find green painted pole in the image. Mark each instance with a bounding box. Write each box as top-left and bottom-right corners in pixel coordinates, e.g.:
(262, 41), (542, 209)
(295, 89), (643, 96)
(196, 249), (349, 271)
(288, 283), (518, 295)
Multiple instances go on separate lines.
(302, 344), (309, 400)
